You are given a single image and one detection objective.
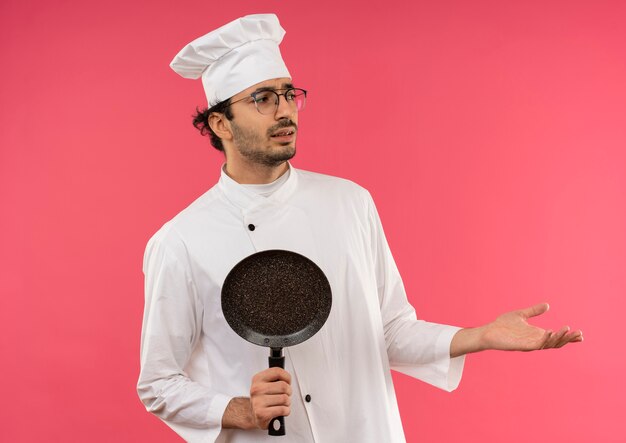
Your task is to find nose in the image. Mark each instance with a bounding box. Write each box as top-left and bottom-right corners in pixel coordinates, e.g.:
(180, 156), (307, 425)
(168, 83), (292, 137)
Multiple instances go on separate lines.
(274, 93), (296, 120)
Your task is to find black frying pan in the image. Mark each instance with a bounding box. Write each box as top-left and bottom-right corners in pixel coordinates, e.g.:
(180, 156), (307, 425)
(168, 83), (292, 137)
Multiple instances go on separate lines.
(221, 249), (332, 436)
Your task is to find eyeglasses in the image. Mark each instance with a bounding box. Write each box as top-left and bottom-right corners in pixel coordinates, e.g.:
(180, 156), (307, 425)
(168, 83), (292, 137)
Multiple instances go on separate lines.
(227, 88), (307, 115)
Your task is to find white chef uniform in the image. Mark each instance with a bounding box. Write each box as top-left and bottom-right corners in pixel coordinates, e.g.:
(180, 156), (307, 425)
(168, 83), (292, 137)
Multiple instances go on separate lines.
(138, 164), (465, 442)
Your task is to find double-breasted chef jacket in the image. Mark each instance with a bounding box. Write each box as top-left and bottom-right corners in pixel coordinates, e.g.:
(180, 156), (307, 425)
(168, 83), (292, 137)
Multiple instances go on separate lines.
(138, 164), (465, 443)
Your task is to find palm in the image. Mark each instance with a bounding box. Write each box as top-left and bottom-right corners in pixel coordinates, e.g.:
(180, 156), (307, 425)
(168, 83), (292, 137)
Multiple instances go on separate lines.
(483, 303), (582, 351)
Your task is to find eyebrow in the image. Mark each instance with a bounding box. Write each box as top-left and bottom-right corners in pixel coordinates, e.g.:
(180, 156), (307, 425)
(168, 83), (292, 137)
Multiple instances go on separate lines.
(252, 83), (295, 94)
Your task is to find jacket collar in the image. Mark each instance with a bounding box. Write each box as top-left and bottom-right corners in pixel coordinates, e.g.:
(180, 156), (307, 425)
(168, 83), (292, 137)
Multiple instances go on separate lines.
(217, 162), (299, 211)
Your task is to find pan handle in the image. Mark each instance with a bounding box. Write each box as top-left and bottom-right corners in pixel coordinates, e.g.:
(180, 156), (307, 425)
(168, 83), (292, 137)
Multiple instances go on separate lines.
(268, 347), (286, 436)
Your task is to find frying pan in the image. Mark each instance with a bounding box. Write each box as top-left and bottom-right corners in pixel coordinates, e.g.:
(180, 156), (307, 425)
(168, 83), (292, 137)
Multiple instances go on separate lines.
(221, 249), (332, 436)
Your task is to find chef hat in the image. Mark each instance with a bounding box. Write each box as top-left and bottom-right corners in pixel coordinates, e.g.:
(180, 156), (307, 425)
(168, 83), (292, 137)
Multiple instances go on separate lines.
(170, 13), (291, 106)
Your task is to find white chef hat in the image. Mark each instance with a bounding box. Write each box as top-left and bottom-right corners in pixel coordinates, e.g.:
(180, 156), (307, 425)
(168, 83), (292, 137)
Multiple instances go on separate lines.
(170, 13), (291, 106)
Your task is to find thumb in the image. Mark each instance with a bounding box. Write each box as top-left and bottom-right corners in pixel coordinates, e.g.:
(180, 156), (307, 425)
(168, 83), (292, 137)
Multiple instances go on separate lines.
(519, 302), (550, 319)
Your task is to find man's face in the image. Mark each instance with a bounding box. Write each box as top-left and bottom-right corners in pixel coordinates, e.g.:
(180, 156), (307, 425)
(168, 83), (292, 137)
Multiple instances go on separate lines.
(226, 78), (299, 167)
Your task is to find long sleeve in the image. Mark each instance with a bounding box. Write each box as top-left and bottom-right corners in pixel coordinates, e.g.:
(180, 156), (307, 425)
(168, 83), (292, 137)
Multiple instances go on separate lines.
(137, 227), (231, 442)
(366, 194), (465, 392)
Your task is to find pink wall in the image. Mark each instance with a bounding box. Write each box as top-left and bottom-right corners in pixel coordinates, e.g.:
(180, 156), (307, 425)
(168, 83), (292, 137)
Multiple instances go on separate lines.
(1, 0), (624, 441)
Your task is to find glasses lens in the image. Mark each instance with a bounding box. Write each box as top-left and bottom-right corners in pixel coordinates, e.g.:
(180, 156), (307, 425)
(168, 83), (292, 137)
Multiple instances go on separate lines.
(254, 91), (277, 115)
(291, 89), (306, 111)
(252, 89), (307, 114)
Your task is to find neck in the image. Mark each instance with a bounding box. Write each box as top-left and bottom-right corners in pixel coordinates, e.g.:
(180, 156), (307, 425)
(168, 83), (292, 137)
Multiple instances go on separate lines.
(224, 161), (289, 184)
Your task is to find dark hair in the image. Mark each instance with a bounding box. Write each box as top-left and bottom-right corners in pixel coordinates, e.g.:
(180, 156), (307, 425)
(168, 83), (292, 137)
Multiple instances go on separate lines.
(192, 98), (233, 151)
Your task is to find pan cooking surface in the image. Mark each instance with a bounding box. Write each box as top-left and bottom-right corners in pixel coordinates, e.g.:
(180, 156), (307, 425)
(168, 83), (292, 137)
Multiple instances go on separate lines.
(221, 250), (332, 347)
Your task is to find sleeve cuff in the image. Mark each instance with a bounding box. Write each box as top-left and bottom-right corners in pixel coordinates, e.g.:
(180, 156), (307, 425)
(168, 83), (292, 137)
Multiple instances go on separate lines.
(436, 326), (465, 392)
(165, 394), (233, 443)
(207, 393), (233, 428)
(391, 325), (466, 392)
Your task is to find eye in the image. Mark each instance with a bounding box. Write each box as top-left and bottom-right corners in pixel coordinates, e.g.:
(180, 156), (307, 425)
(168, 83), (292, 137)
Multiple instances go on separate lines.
(254, 91), (273, 103)
(285, 90), (297, 100)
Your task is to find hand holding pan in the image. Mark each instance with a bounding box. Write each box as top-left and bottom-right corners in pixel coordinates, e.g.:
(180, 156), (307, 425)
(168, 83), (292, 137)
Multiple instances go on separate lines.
(221, 249), (332, 436)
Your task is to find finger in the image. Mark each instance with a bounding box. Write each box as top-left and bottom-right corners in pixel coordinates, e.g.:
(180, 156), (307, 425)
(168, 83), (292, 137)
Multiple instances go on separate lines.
(559, 330), (584, 347)
(546, 326), (569, 348)
(252, 368), (292, 384)
(250, 380), (292, 397)
(260, 367), (292, 383)
(520, 302), (550, 319)
(254, 392), (291, 409)
(549, 327), (585, 348)
(254, 381), (292, 396)
(539, 330), (552, 350)
(258, 406), (291, 429)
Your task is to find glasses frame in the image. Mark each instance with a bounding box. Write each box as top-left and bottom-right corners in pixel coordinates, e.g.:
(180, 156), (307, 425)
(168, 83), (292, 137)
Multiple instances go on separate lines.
(225, 88), (308, 115)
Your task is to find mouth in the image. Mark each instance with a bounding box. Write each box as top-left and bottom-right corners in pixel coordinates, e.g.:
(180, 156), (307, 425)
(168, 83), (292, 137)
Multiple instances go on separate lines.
(270, 127), (296, 144)
(270, 128), (297, 139)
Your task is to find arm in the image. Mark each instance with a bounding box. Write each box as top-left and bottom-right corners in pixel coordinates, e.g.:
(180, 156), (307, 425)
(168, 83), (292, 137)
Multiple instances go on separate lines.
(138, 231), (231, 435)
(450, 303), (583, 358)
(365, 192), (465, 391)
(139, 230), (292, 437)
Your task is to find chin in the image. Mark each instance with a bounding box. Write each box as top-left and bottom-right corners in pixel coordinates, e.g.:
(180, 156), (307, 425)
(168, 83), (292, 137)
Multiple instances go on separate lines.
(269, 146), (296, 165)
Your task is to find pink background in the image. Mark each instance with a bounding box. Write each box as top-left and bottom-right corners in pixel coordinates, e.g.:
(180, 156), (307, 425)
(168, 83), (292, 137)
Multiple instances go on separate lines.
(1, 0), (625, 441)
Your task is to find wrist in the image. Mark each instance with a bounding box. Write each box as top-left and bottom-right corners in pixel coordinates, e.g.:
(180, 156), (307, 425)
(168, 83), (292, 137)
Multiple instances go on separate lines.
(450, 326), (488, 358)
(222, 397), (258, 430)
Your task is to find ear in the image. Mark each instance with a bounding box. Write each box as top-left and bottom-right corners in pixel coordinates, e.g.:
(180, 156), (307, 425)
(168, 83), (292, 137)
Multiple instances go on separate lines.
(208, 112), (233, 141)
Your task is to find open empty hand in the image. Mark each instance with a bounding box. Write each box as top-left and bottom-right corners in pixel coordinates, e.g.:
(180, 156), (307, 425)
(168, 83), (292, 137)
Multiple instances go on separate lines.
(482, 303), (583, 351)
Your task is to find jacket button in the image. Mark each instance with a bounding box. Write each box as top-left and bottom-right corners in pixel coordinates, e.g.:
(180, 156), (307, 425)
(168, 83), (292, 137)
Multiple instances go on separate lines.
(305, 394), (311, 402)
(248, 224), (255, 231)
